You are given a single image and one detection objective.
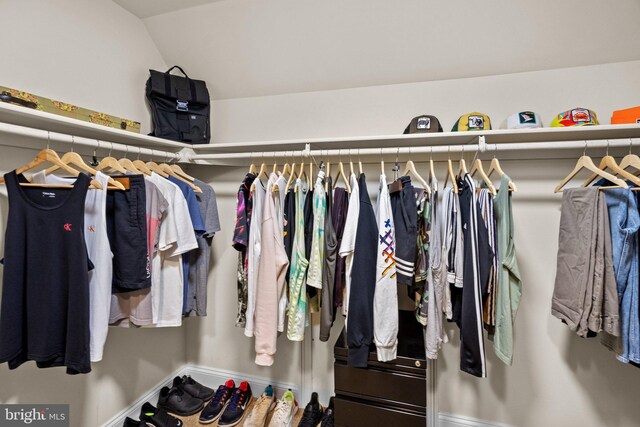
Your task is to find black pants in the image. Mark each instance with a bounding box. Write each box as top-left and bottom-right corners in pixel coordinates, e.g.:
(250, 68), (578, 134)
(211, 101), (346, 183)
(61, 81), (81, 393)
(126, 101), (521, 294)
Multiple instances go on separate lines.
(390, 176), (417, 286)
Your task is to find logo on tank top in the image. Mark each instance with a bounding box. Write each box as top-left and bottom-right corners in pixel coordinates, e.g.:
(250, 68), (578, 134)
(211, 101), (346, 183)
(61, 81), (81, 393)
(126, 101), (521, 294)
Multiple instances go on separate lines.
(63, 223), (72, 232)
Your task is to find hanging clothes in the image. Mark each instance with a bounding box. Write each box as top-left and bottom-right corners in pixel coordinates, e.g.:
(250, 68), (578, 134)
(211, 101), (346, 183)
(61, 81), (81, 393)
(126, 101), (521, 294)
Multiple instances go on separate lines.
(390, 176), (417, 286)
(413, 187), (430, 309)
(478, 188), (498, 331)
(332, 185), (349, 315)
(254, 175), (289, 366)
(320, 176), (339, 342)
(339, 173), (360, 321)
(347, 173), (378, 368)
(233, 172), (256, 329)
(287, 178), (310, 341)
(29, 171), (112, 363)
(186, 179), (221, 317)
(272, 174), (288, 333)
(245, 177), (266, 337)
(458, 174), (493, 378)
(373, 173), (398, 362)
(307, 170), (327, 313)
(0, 172), (92, 374)
(493, 174), (523, 365)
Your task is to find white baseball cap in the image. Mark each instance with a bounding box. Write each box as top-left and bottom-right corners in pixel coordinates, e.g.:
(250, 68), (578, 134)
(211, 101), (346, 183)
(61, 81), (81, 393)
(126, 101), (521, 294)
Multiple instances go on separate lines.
(507, 111), (543, 129)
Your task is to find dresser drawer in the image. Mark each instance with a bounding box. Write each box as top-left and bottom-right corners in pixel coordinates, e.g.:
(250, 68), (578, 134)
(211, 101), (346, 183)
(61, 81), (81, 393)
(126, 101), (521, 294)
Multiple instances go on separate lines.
(334, 396), (425, 427)
(334, 361), (426, 408)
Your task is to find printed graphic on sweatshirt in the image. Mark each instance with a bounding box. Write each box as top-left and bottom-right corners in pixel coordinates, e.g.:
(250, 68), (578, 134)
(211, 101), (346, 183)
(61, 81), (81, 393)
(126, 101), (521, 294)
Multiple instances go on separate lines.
(379, 218), (397, 279)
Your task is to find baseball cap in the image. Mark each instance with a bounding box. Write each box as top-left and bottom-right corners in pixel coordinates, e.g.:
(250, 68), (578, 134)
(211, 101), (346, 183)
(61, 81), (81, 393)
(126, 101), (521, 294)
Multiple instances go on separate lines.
(403, 115), (443, 134)
(611, 106), (640, 125)
(550, 107), (598, 127)
(507, 111), (543, 129)
(451, 112), (491, 132)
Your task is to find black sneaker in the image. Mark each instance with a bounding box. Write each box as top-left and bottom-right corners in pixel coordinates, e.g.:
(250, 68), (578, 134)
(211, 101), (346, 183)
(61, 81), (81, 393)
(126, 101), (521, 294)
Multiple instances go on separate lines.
(123, 417), (147, 427)
(218, 381), (253, 426)
(139, 402), (183, 427)
(199, 380), (236, 424)
(173, 375), (215, 401)
(320, 397), (334, 427)
(297, 392), (323, 427)
(157, 386), (204, 417)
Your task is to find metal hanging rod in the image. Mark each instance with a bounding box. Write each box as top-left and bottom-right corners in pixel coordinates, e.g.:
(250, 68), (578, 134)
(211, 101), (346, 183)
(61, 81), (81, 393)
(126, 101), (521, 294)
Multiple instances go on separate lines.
(0, 122), (185, 162)
(190, 136), (640, 161)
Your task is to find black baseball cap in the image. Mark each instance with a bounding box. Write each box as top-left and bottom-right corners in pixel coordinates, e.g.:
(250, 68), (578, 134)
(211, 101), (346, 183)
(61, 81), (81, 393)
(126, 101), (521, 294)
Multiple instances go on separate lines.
(403, 115), (443, 134)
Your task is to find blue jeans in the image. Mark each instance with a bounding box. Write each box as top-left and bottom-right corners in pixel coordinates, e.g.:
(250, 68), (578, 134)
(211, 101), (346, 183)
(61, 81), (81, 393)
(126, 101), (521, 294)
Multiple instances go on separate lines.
(604, 188), (640, 363)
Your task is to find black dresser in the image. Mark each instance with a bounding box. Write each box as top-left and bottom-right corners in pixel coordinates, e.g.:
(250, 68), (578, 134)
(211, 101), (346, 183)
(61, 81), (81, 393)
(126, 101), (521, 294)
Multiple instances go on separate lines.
(333, 310), (427, 427)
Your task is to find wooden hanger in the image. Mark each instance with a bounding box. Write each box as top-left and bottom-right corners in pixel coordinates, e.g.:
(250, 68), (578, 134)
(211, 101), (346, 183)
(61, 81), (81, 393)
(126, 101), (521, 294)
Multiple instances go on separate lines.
(44, 150), (125, 190)
(294, 160), (308, 193)
(403, 160), (430, 194)
(0, 148), (103, 189)
(170, 164), (194, 181)
(98, 156), (127, 174)
(146, 160), (169, 178)
(555, 154), (628, 193)
(285, 162), (298, 192)
(160, 163), (202, 193)
(459, 158), (468, 175)
(583, 155), (640, 187)
(324, 162), (331, 192)
(443, 157), (459, 193)
(133, 159), (153, 176)
(333, 160), (351, 193)
(470, 159), (497, 195)
(619, 141), (640, 175)
(487, 157), (517, 192)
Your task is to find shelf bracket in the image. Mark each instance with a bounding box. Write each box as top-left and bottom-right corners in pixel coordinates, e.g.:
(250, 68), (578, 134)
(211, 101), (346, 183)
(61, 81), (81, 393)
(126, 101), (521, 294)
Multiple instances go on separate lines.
(478, 135), (487, 152)
(302, 143), (311, 158)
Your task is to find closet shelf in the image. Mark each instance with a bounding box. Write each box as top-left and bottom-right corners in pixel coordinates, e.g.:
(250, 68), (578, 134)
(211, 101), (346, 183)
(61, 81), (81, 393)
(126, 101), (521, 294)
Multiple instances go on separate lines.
(195, 123), (640, 154)
(0, 102), (187, 151)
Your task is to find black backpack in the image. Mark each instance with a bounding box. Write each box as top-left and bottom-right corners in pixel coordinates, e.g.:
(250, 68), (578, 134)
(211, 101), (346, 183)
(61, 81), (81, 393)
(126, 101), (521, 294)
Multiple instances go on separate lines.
(146, 66), (211, 144)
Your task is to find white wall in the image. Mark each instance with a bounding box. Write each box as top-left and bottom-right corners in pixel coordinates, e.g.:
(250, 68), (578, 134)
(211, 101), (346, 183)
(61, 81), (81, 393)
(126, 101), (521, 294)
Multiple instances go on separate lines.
(0, 2), (182, 427)
(0, 0), (166, 134)
(184, 60), (640, 426)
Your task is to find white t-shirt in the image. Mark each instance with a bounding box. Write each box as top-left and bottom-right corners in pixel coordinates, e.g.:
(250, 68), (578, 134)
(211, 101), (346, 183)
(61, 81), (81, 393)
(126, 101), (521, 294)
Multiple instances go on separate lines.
(338, 173), (360, 322)
(147, 173), (198, 327)
(245, 178), (266, 337)
(31, 171), (112, 362)
(373, 173), (398, 361)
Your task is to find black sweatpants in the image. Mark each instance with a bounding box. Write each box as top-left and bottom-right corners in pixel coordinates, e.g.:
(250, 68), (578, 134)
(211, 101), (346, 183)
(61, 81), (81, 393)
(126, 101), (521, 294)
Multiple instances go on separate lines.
(390, 176), (417, 286)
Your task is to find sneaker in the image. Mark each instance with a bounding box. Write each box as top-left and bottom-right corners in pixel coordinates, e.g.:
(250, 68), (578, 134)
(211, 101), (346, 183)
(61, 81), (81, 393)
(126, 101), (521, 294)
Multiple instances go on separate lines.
(297, 392), (323, 427)
(320, 397), (334, 427)
(139, 402), (183, 427)
(244, 385), (276, 427)
(199, 380), (236, 424)
(268, 390), (298, 427)
(157, 386), (204, 417)
(219, 381), (253, 426)
(173, 375), (215, 401)
(123, 417), (148, 427)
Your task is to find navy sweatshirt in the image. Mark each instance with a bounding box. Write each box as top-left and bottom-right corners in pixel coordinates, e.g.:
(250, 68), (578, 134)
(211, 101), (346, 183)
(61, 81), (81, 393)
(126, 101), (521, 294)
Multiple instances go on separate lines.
(347, 173), (378, 367)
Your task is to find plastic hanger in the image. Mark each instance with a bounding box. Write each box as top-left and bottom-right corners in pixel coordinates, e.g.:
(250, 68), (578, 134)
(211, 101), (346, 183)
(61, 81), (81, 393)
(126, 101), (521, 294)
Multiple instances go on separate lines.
(132, 147), (153, 176)
(555, 142), (628, 193)
(44, 137), (125, 190)
(582, 144), (640, 188)
(470, 158), (497, 196)
(443, 147), (459, 193)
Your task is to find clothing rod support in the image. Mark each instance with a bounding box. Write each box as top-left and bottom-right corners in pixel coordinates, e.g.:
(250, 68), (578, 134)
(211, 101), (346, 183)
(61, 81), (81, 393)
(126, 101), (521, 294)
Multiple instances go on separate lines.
(0, 122), (183, 161)
(191, 137), (640, 161)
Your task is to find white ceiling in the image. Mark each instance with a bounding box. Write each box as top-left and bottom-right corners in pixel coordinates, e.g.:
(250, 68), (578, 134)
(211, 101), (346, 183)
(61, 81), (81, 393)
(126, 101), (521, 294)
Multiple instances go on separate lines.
(113, 0), (225, 19)
(136, 0), (640, 99)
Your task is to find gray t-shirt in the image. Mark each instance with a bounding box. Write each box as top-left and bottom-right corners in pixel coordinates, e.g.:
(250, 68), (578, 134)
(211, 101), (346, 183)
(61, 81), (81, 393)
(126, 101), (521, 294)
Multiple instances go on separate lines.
(186, 178), (221, 316)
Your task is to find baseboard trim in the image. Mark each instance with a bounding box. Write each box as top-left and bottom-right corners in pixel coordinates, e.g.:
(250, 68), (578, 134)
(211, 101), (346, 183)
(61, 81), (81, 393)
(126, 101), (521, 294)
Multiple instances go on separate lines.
(102, 364), (300, 427)
(439, 413), (514, 427)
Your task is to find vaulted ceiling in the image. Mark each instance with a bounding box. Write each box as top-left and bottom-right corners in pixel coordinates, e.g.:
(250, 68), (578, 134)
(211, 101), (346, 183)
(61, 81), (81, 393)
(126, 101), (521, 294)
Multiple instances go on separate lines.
(115, 0), (640, 100)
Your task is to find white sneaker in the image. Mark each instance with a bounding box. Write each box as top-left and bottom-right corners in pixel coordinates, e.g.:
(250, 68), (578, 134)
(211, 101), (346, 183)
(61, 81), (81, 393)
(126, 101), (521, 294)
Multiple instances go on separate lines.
(244, 385), (276, 427)
(268, 390), (298, 427)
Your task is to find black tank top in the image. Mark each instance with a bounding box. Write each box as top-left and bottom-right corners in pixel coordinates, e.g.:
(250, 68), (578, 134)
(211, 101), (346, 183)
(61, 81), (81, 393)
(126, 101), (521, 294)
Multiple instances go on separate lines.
(0, 170), (92, 374)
